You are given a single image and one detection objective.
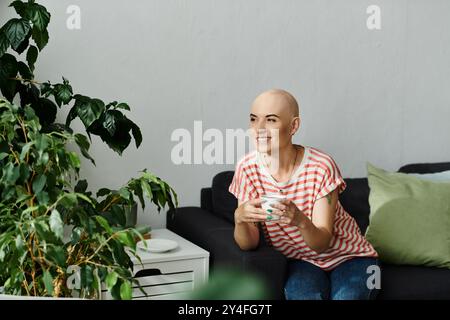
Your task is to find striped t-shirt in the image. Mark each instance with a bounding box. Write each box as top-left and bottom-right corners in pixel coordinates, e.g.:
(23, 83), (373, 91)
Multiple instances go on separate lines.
(228, 145), (378, 271)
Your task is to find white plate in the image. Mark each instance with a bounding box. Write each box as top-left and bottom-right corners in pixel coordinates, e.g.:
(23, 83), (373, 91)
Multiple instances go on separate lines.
(137, 239), (178, 253)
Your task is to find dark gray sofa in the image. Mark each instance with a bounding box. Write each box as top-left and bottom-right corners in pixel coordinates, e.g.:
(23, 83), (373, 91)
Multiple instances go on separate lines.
(167, 161), (450, 300)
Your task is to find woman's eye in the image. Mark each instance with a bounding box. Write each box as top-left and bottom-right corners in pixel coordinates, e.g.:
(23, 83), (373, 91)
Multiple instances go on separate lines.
(267, 118), (276, 122)
(250, 118), (255, 122)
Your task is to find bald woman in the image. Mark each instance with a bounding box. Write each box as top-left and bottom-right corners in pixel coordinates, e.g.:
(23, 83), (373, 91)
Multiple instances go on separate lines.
(229, 89), (379, 300)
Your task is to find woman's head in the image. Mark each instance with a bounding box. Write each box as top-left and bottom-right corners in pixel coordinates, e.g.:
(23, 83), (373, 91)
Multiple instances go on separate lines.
(250, 89), (300, 154)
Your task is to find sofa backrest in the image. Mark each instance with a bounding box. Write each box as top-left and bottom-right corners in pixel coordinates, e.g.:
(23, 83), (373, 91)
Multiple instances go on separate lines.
(207, 162), (450, 231)
(207, 170), (369, 227)
(398, 161), (450, 174)
(211, 171), (237, 224)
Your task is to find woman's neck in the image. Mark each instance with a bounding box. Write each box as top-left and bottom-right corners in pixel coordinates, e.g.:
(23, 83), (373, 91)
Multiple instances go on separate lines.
(264, 143), (302, 174)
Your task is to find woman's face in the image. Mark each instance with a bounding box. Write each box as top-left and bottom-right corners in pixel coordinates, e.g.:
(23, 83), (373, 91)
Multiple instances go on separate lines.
(249, 93), (298, 154)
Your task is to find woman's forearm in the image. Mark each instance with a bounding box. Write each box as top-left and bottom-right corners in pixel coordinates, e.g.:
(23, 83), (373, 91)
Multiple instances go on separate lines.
(234, 219), (260, 250)
(298, 218), (333, 254)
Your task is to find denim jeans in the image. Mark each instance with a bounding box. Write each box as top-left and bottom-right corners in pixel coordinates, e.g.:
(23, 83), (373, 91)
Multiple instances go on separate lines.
(284, 257), (380, 300)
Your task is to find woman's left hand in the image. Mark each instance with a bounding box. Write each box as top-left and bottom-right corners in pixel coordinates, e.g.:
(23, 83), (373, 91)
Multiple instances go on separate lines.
(271, 199), (308, 228)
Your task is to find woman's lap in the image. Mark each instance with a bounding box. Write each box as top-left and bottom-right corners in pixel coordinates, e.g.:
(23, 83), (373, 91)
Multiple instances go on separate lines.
(284, 257), (380, 300)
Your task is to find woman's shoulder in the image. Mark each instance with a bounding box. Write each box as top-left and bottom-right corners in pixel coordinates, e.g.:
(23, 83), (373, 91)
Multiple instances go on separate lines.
(306, 146), (339, 172)
(234, 150), (258, 171)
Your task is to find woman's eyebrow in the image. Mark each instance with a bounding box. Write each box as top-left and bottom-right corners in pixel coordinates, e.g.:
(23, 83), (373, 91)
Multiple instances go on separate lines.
(250, 113), (280, 118)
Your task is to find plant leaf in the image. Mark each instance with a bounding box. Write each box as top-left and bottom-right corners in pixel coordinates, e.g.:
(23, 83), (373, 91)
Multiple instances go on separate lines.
(32, 174), (46, 194)
(80, 265), (94, 289)
(26, 45), (38, 70)
(13, 28), (31, 55)
(115, 231), (135, 249)
(72, 95), (105, 128)
(46, 245), (66, 265)
(36, 190), (49, 205)
(49, 209), (63, 240)
(119, 187), (131, 200)
(105, 271), (118, 291)
(30, 98), (57, 126)
(0, 152), (9, 161)
(42, 270), (54, 296)
(31, 26), (48, 51)
(0, 53), (18, 101)
(74, 179), (88, 193)
(120, 281), (132, 300)
(4, 18), (31, 50)
(130, 122), (142, 148)
(95, 215), (113, 234)
(17, 61), (33, 80)
(0, 32), (11, 58)
(19, 141), (34, 161)
(68, 151), (80, 169)
(9, 0), (26, 17)
(115, 103), (130, 111)
(53, 81), (73, 106)
(74, 133), (96, 165)
(103, 111), (116, 136)
(96, 188), (111, 197)
(30, 4), (51, 31)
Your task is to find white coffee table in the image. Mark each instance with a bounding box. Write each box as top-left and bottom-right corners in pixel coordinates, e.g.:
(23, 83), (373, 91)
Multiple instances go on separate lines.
(102, 228), (209, 300)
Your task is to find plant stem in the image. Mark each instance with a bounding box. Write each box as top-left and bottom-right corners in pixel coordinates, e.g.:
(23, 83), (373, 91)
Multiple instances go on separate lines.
(8, 144), (20, 165)
(19, 117), (29, 163)
(102, 195), (121, 212)
(78, 234), (115, 265)
(10, 76), (42, 85)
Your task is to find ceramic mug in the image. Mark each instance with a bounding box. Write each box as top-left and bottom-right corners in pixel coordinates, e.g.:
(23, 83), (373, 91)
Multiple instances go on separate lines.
(261, 194), (286, 221)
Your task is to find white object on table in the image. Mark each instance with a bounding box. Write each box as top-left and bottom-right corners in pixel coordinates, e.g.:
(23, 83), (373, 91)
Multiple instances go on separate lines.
(101, 228), (209, 300)
(137, 238), (179, 253)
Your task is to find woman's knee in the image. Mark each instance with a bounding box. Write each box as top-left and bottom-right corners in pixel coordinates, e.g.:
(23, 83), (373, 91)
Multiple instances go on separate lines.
(284, 285), (329, 300)
(284, 261), (330, 300)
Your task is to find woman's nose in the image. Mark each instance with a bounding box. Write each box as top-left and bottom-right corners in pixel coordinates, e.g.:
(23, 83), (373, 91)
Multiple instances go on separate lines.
(255, 119), (266, 131)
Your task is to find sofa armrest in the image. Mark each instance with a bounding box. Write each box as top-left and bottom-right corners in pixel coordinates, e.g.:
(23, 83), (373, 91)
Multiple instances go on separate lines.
(205, 228), (287, 300)
(166, 207), (287, 299)
(166, 206), (231, 248)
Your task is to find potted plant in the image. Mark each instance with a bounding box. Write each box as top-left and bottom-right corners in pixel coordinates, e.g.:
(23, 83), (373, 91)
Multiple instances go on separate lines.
(0, 0), (177, 299)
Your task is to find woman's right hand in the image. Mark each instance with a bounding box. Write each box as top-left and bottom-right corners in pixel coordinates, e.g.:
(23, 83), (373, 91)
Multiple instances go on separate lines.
(235, 198), (271, 224)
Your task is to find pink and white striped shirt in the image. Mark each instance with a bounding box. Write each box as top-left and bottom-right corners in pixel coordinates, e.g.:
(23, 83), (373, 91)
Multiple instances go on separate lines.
(229, 145), (378, 271)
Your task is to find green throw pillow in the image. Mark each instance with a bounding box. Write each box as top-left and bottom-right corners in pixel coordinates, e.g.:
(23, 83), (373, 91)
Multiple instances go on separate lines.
(365, 162), (450, 268)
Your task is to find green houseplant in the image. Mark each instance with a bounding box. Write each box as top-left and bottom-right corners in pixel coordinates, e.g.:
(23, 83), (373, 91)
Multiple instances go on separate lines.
(0, 0), (178, 299)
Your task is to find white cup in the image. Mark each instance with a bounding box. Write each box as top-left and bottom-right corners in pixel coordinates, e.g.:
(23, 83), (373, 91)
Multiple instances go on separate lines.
(261, 194), (286, 221)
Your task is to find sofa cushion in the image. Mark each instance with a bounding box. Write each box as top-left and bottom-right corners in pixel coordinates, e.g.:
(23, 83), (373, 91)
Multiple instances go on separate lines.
(212, 171), (238, 223)
(365, 162), (450, 269)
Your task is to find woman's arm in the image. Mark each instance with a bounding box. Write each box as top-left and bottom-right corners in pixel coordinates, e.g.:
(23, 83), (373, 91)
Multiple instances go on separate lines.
(272, 189), (338, 253)
(234, 199), (266, 250)
(297, 189), (338, 253)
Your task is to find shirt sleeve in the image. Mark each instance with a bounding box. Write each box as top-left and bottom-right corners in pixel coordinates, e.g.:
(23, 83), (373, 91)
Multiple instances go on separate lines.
(315, 156), (347, 201)
(228, 161), (257, 203)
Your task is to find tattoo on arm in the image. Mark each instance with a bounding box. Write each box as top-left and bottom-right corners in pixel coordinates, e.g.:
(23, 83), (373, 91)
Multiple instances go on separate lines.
(325, 193), (332, 205)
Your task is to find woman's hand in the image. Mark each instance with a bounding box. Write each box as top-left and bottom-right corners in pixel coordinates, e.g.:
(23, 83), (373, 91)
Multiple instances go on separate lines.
(235, 198), (270, 224)
(271, 199), (309, 228)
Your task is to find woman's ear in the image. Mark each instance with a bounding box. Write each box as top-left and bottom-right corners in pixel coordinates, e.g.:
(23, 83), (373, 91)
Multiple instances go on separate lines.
(291, 117), (300, 136)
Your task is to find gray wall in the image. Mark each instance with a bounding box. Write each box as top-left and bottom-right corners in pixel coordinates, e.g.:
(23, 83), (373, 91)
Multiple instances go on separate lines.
(2, 0), (450, 228)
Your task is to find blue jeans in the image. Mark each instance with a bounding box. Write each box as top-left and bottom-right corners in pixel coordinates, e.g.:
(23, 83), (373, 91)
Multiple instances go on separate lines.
(284, 257), (380, 300)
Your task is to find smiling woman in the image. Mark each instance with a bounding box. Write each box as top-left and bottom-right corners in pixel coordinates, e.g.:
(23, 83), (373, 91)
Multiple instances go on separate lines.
(230, 89), (380, 300)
